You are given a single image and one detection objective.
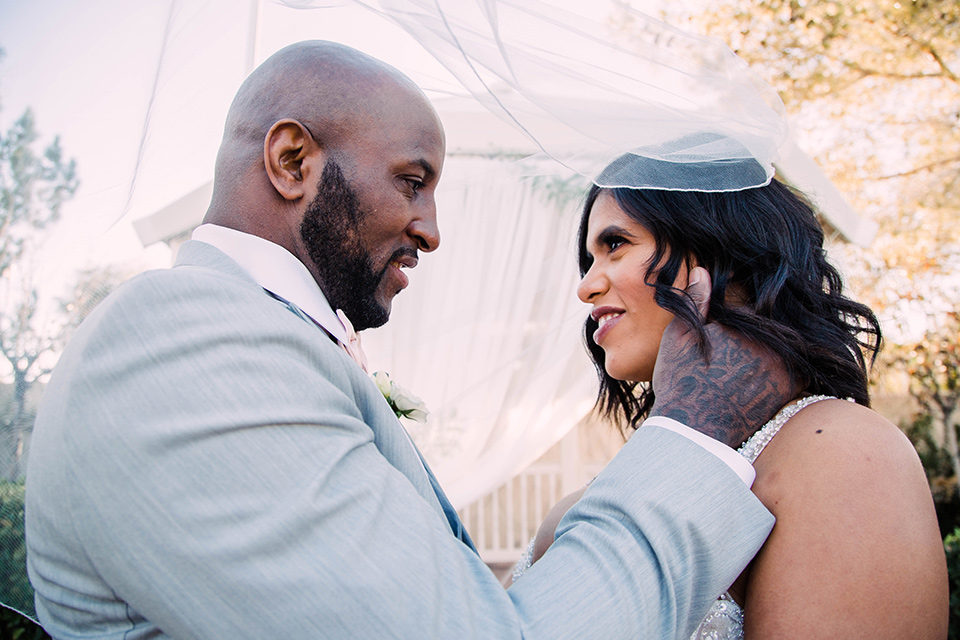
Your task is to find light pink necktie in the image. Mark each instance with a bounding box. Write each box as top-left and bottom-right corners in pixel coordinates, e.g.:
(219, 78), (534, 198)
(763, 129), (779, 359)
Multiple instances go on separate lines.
(336, 309), (369, 373)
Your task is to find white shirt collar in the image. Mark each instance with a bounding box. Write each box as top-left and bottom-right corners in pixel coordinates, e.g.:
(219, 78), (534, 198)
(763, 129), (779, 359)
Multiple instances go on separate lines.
(191, 224), (347, 343)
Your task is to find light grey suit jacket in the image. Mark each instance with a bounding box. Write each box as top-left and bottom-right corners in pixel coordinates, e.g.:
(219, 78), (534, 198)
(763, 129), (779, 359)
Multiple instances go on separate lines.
(25, 240), (773, 639)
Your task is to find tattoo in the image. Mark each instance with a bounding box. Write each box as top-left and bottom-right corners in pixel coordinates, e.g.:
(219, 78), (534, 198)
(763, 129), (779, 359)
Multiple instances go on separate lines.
(651, 326), (793, 449)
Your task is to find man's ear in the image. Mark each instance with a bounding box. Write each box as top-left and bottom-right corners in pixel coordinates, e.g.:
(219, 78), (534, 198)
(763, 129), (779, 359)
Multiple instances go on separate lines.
(264, 119), (321, 201)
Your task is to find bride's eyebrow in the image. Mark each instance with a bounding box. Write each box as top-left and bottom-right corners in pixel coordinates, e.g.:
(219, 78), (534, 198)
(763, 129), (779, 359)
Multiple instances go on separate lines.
(595, 225), (636, 244)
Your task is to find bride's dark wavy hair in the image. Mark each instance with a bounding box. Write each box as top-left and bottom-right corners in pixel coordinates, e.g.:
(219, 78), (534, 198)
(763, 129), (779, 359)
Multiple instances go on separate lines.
(578, 160), (882, 431)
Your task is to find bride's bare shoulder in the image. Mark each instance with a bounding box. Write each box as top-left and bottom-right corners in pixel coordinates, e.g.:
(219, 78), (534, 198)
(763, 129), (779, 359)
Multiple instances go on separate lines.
(745, 397), (948, 639)
(752, 398), (921, 487)
(751, 397), (932, 528)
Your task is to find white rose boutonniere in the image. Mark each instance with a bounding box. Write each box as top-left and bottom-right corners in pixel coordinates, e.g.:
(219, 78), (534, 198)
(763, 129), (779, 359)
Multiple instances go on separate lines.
(372, 371), (429, 423)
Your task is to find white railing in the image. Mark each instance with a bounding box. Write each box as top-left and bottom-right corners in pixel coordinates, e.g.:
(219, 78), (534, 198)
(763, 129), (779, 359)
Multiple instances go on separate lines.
(456, 426), (609, 565)
(457, 462), (564, 564)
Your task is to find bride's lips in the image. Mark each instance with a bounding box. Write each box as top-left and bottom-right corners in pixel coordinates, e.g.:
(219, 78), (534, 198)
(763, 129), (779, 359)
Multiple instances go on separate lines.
(591, 305), (624, 344)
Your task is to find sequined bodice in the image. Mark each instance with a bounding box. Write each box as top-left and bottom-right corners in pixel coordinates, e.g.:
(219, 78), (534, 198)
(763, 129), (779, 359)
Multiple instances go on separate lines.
(689, 395), (838, 640)
(691, 592), (744, 640)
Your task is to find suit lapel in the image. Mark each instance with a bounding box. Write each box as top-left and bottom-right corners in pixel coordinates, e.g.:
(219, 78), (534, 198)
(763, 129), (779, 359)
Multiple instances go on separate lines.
(367, 399), (478, 553)
(264, 281), (477, 552)
(418, 453), (478, 552)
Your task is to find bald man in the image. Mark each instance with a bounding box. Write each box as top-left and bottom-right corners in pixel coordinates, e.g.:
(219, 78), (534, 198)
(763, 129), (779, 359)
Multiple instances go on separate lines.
(25, 42), (779, 639)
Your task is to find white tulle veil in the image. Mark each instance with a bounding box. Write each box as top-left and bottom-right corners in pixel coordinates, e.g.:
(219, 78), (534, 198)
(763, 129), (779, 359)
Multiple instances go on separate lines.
(282, 0), (789, 191)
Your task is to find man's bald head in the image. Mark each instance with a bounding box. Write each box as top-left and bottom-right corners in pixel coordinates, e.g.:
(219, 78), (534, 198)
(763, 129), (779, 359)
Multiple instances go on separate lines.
(206, 40), (441, 225)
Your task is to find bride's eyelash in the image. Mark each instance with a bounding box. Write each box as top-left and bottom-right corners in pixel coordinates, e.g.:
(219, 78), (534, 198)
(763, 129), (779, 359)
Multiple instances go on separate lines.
(599, 232), (626, 251)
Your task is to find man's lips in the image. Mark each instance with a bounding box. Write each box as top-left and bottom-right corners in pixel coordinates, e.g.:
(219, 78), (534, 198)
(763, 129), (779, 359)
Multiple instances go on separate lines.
(386, 251), (418, 291)
(391, 253), (418, 270)
(591, 306), (624, 344)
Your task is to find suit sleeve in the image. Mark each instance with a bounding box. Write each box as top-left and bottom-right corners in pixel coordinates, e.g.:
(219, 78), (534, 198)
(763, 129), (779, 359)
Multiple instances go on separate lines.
(28, 269), (773, 640)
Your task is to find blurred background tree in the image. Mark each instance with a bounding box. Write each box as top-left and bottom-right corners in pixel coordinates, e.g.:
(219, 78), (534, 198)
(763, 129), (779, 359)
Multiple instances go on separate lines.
(884, 312), (960, 533)
(0, 45), (79, 481)
(0, 118), (78, 480)
(0, 47), (123, 635)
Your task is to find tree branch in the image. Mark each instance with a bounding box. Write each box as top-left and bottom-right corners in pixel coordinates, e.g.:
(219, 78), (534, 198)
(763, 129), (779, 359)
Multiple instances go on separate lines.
(879, 155), (960, 179)
(902, 31), (959, 82)
(840, 59), (952, 82)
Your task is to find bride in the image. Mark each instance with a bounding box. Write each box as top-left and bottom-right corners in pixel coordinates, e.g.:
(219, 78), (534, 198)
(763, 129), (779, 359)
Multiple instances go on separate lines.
(511, 151), (949, 639)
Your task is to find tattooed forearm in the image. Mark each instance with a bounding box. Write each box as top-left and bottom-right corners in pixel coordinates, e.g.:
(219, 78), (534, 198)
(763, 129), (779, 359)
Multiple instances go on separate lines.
(650, 325), (794, 449)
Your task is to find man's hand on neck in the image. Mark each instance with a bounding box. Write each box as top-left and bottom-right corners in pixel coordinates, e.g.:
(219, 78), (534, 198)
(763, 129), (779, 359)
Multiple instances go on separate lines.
(649, 267), (797, 450)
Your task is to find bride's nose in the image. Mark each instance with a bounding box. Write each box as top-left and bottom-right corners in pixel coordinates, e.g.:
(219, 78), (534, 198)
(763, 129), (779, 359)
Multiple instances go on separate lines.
(577, 263), (607, 303)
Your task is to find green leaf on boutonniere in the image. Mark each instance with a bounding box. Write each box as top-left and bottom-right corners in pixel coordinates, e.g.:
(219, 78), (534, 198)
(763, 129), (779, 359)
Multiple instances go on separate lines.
(371, 371), (428, 423)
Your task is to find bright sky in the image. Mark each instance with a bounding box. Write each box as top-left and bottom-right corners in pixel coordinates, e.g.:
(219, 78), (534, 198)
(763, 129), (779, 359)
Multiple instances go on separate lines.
(0, 0), (629, 303)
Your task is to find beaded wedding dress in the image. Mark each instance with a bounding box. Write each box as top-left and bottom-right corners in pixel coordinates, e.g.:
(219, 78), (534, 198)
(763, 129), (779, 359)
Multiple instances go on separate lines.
(512, 395), (838, 640)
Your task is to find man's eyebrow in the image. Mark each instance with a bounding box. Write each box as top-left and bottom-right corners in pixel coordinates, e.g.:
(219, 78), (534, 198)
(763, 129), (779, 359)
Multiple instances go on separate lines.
(412, 158), (437, 180)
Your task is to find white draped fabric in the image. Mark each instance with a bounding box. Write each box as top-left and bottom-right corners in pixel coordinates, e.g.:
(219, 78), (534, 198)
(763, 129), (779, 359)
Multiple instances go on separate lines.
(362, 157), (599, 508)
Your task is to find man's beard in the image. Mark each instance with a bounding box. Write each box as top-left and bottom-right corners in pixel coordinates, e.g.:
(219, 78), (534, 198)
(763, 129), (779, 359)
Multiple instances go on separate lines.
(299, 160), (389, 331)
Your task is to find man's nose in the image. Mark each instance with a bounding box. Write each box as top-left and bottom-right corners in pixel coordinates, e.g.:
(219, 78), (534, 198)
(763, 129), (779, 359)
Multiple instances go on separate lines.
(410, 199), (440, 252)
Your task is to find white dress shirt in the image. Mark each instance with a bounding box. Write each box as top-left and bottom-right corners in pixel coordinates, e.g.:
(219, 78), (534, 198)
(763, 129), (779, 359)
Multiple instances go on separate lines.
(190, 223), (755, 487)
(192, 224), (348, 343)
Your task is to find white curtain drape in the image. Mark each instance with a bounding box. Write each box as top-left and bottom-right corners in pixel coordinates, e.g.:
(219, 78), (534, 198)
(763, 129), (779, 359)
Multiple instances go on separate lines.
(362, 157), (599, 508)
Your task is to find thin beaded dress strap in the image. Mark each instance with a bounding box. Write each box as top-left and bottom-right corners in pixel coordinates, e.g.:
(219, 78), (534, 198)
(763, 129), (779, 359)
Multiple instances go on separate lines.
(738, 395), (854, 464)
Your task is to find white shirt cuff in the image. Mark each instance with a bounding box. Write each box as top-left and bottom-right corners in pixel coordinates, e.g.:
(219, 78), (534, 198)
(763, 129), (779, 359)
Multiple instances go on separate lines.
(643, 416), (756, 488)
